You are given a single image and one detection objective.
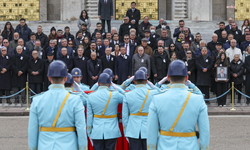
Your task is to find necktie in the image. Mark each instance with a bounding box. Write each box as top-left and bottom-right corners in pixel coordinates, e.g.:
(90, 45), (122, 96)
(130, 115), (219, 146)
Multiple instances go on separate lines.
(126, 44), (128, 51)
(107, 56), (109, 62)
(123, 55), (124, 58)
(105, 0), (107, 5)
(133, 40), (135, 44)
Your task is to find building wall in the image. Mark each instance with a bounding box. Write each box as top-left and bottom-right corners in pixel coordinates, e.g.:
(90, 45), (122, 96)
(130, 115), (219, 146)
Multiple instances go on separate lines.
(212, 0), (227, 20)
(47, 0), (61, 20)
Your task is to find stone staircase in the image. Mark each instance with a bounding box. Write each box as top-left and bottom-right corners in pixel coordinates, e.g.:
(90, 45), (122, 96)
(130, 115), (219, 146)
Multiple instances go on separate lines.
(172, 0), (189, 20)
(85, 0), (99, 19)
(0, 20), (222, 43)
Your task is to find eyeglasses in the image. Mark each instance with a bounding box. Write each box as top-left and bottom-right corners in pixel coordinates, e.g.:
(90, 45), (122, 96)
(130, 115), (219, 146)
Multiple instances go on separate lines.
(3, 42), (8, 43)
(184, 30), (188, 32)
(187, 53), (192, 54)
(124, 38), (129, 40)
(68, 43), (73, 45)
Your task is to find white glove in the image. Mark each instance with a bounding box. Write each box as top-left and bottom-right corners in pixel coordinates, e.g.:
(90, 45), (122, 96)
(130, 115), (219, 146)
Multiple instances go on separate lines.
(158, 76), (168, 85)
(185, 80), (192, 86)
(147, 80), (155, 88)
(128, 76), (135, 82)
(73, 81), (82, 92)
(111, 82), (118, 89)
(89, 137), (94, 146)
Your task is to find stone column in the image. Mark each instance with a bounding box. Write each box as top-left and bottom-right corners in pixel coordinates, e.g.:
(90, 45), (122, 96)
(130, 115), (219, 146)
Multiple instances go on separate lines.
(39, 0), (47, 21)
(61, 0), (82, 21)
(159, 0), (167, 19)
(189, 0), (212, 21)
(227, 0), (235, 20)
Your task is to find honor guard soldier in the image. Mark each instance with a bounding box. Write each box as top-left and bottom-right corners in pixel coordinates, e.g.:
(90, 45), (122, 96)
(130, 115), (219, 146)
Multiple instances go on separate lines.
(65, 73), (88, 106)
(71, 67), (90, 91)
(122, 70), (160, 150)
(87, 73), (124, 150)
(124, 67), (158, 90)
(147, 60), (210, 150)
(156, 76), (203, 95)
(91, 68), (126, 94)
(28, 60), (88, 150)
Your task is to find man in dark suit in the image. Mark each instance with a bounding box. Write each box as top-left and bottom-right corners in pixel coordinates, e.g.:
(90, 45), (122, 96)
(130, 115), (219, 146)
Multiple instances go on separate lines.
(120, 34), (136, 57)
(99, 38), (112, 57)
(85, 41), (100, 59)
(115, 47), (132, 84)
(173, 20), (191, 42)
(11, 46), (29, 104)
(214, 22), (226, 40)
(73, 47), (89, 85)
(2, 39), (14, 57)
(227, 22), (242, 43)
(109, 33), (120, 49)
(144, 29), (157, 50)
(57, 47), (73, 72)
(87, 52), (102, 87)
(43, 52), (54, 91)
(98, 0), (113, 32)
(100, 47), (115, 72)
(138, 16), (153, 38)
(126, 2), (141, 30)
(35, 25), (49, 50)
(27, 50), (44, 96)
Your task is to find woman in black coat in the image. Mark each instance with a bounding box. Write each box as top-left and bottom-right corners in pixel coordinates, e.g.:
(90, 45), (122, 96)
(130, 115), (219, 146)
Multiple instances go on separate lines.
(182, 49), (196, 84)
(214, 52), (229, 106)
(1, 22), (14, 41)
(244, 54), (250, 105)
(230, 54), (244, 103)
(0, 47), (12, 104)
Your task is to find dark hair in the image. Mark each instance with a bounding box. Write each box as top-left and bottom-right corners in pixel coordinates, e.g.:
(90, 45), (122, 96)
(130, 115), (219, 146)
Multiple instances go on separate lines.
(158, 46), (164, 49)
(124, 34), (129, 38)
(57, 29), (63, 32)
(131, 2), (136, 5)
(169, 76), (186, 82)
(20, 18), (26, 22)
(77, 31), (82, 35)
(30, 32), (36, 37)
(179, 20), (184, 23)
(215, 52), (229, 66)
(135, 79), (146, 84)
(79, 10), (89, 20)
(242, 19), (250, 29)
(2, 21), (14, 35)
(64, 83), (73, 87)
(64, 26), (70, 30)
(95, 31), (101, 35)
(113, 33), (119, 36)
(196, 32), (201, 35)
(96, 22), (102, 26)
(51, 77), (64, 83)
(219, 22), (225, 25)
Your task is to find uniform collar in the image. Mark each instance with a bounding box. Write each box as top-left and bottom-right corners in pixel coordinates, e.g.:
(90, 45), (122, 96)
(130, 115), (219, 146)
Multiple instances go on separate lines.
(48, 84), (65, 89)
(135, 84), (147, 88)
(65, 87), (73, 92)
(98, 86), (109, 90)
(170, 83), (188, 89)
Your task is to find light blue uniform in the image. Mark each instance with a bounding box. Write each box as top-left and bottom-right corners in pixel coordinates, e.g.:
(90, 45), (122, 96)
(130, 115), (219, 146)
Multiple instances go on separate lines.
(147, 84), (209, 150)
(65, 87), (88, 106)
(28, 84), (87, 150)
(122, 84), (159, 139)
(91, 82), (126, 94)
(79, 83), (90, 91)
(156, 83), (202, 95)
(87, 86), (124, 139)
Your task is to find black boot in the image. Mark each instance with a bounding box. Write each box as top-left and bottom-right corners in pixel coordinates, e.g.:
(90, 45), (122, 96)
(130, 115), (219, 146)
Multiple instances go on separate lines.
(237, 100), (241, 103)
(246, 99), (250, 105)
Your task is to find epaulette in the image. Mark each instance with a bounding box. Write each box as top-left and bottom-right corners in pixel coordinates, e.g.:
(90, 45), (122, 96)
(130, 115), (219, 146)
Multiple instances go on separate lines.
(29, 92), (45, 99)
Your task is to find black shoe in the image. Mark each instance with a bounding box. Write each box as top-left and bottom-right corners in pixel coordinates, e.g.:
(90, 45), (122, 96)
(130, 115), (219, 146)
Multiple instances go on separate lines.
(0, 100), (2, 103)
(237, 100), (241, 103)
(206, 101), (210, 104)
(7, 100), (12, 105)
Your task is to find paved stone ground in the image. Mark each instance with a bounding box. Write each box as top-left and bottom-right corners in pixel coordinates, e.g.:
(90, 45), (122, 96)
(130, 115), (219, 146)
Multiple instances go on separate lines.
(0, 116), (250, 150)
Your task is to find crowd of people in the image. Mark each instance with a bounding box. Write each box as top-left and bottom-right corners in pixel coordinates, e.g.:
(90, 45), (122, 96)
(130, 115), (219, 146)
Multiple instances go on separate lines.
(1, 2), (250, 107)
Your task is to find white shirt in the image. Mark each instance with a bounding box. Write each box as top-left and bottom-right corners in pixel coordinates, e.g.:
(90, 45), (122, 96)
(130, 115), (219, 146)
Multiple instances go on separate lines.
(226, 46), (242, 62)
(125, 43), (130, 56)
